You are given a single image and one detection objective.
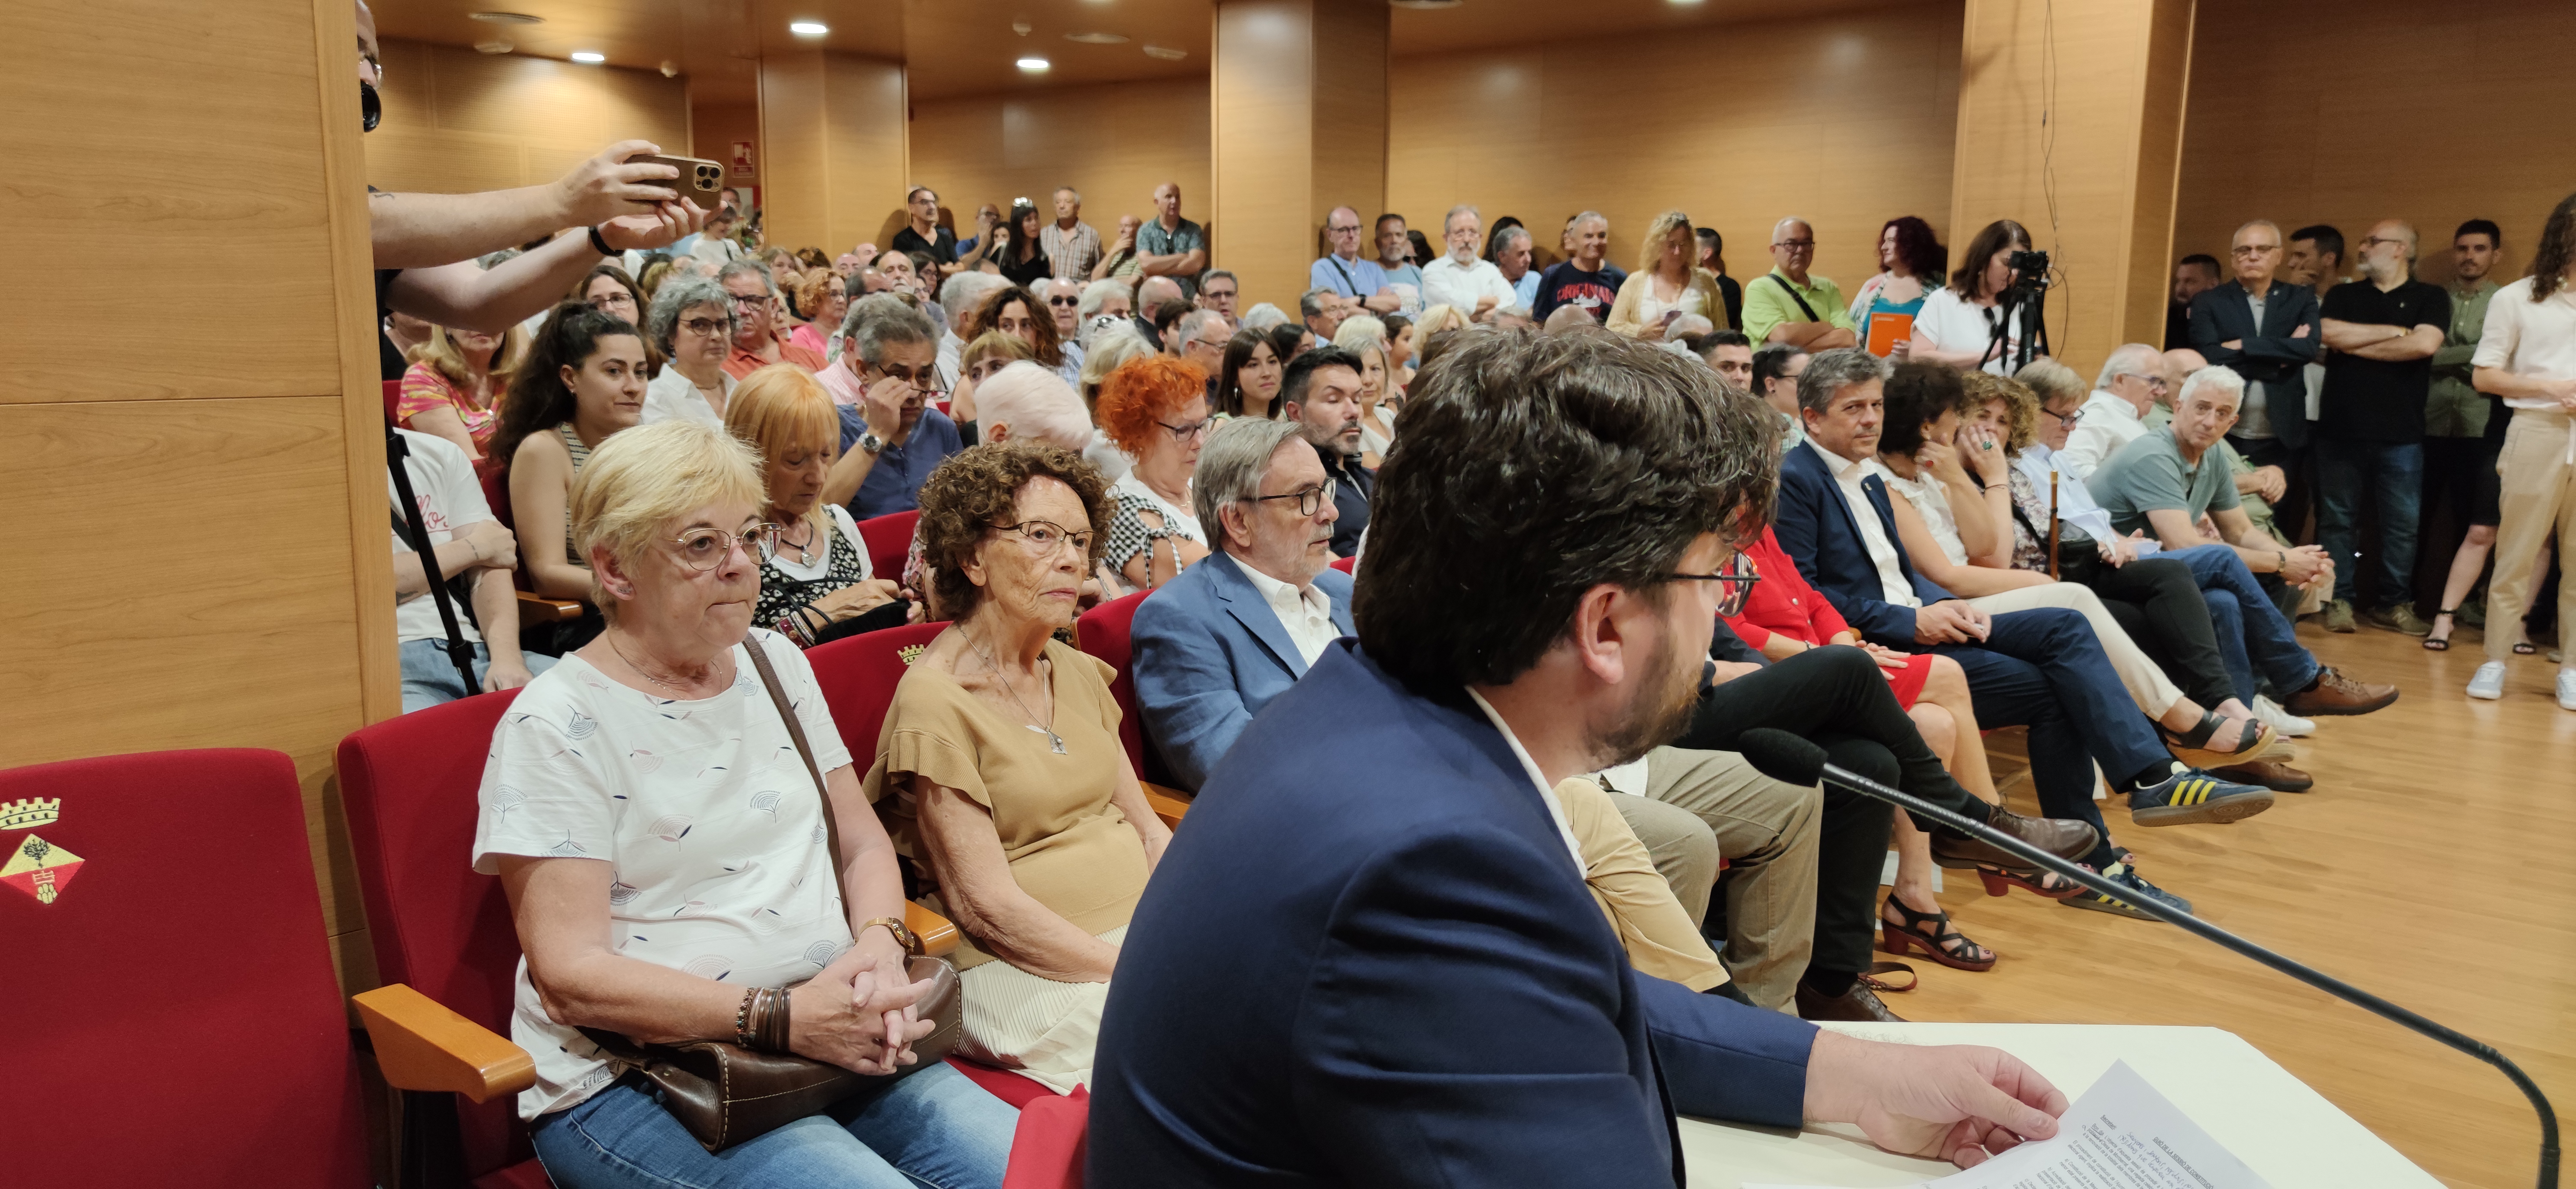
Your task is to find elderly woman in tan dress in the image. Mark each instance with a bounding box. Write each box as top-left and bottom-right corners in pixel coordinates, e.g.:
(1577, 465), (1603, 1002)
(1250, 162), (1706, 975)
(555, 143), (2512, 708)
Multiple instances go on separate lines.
(864, 441), (1172, 1093)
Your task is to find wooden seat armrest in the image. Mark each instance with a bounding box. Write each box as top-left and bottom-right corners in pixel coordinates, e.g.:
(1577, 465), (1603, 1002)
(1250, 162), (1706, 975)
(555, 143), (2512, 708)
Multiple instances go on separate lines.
(1142, 781), (1193, 830)
(515, 590), (587, 624)
(353, 983), (536, 1104)
(904, 900), (960, 958)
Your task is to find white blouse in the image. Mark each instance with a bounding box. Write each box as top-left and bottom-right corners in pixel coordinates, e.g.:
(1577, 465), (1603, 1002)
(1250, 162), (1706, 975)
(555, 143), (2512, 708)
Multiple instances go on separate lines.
(1880, 465), (1970, 567)
(471, 630), (856, 1120)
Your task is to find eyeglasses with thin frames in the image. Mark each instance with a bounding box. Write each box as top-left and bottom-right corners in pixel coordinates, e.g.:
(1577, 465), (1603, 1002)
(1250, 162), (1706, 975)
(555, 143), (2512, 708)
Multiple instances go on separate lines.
(990, 520), (1094, 558)
(1249, 480), (1338, 517)
(1158, 415), (1216, 443)
(672, 524), (783, 571)
(1662, 551), (1762, 617)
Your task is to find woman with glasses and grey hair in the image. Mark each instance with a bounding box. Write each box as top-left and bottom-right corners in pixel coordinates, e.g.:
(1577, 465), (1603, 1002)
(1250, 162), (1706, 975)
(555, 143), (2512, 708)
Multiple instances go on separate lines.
(477, 420), (1017, 1189)
(865, 439), (1172, 1096)
(639, 274), (739, 429)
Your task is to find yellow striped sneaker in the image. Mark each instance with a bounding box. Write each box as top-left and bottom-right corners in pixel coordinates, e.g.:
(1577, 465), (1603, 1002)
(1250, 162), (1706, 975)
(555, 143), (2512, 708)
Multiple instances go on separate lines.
(2127, 767), (2274, 826)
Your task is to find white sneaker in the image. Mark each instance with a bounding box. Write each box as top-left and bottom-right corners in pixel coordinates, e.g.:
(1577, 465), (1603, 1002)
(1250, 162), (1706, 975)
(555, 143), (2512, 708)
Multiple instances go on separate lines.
(2467, 661), (2507, 701)
(2253, 695), (2316, 738)
(2557, 669), (2576, 711)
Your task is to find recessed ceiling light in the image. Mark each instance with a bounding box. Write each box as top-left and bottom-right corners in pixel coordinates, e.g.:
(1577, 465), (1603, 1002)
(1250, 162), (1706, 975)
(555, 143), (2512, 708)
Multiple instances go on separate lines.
(570, 51), (606, 63)
(789, 21), (829, 36)
(475, 39), (514, 54)
(1016, 56), (1051, 71)
(469, 11), (544, 23)
(1141, 45), (1187, 60)
(1064, 31), (1128, 44)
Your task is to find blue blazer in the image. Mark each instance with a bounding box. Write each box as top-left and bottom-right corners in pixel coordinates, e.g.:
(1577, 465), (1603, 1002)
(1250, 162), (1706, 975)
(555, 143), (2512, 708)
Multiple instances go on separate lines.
(1131, 552), (1356, 791)
(2189, 279), (2323, 448)
(1773, 438), (1952, 645)
(1088, 642), (1816, 1186)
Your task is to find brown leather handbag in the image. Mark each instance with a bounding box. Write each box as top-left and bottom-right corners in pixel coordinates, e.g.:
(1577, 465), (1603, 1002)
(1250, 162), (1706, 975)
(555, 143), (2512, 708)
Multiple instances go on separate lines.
(579, 638), (963, 1153)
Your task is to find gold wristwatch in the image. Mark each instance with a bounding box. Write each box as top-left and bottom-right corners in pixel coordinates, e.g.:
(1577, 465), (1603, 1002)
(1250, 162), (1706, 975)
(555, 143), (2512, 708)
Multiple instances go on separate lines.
(859, 915), (921, 954)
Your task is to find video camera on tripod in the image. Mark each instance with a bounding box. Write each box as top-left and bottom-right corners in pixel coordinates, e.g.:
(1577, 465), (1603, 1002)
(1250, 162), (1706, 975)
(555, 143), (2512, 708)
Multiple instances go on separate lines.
(1981, 248), (2054, 373)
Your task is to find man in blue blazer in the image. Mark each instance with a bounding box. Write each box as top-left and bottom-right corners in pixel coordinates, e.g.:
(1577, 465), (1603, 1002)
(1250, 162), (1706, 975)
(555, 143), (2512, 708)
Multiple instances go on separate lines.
(1772, 349), (2274, 916)
(1131, 418), (1356, 789)
(2190, 219), (2324, 536)
(1090, 329), (2069, 1186)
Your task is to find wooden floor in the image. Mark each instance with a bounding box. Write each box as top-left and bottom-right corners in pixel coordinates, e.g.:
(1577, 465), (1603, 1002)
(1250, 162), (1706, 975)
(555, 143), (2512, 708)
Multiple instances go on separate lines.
(1906, 621), (2574, 1189)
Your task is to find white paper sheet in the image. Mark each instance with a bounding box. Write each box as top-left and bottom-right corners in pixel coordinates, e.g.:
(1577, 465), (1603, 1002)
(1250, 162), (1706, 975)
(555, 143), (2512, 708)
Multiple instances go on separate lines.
(1745, 1060), (2271, 1189)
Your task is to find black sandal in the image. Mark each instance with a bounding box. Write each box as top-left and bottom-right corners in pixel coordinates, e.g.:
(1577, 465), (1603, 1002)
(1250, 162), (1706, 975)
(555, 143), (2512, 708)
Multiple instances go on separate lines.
(2424, 608), (2458, 651)
(2157, 710), (2275, 768)
(1878, 897), (1996, 972)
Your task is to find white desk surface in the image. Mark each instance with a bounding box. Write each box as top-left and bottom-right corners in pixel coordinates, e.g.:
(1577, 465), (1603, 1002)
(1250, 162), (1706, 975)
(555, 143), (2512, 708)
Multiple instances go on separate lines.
(1678, 1022), (2441, 1189)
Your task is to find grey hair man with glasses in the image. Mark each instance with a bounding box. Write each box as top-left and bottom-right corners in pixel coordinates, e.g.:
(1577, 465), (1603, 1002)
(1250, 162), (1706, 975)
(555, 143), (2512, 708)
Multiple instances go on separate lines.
(2054, 342), (2170, 479)
(829, 295), (962, 518)
(1310, 206), (1401, 314)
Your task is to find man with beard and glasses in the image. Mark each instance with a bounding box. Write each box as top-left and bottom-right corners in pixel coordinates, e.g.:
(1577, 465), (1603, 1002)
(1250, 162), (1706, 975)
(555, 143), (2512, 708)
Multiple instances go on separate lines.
(1089, 328), (2072, 1186)
(1132, 417), (1832, 1012)
(1279, 346), (1376, 556)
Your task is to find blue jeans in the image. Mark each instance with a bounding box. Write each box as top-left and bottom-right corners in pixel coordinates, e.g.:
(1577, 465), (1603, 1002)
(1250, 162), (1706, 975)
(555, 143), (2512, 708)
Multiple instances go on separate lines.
(2164, 544), (2320, 704)
(398, 638), (557, 714)
(531, 1063), (1017, 1189)
(2312, 438), (2423, 607)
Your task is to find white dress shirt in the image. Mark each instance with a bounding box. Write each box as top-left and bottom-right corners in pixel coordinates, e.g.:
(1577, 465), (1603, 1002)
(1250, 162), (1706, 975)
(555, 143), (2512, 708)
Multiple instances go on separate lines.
(639, 366), (733, 429)
(2015, 443), (2124, 546)
(1464, 689), (1589, 876)
(2056, 389), (2148, 480)
(1231, 555), (1339, 668)
(1806, 438), (1921, 608)
(1420, 255), (1520, 315)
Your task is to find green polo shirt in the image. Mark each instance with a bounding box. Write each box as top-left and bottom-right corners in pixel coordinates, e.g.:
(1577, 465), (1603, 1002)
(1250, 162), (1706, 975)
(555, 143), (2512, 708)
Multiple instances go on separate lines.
(1741, 268), (1855, 346)
(2427, 278), (2498, 438)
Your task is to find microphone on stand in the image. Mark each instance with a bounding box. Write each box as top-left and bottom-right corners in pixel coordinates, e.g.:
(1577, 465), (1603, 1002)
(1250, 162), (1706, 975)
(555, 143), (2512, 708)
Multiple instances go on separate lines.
(1732, 727), (2560, 1189)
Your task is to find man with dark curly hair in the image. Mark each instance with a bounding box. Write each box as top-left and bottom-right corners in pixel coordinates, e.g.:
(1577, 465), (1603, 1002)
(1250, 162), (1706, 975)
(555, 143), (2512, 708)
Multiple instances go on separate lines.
(1091, 329), (2075, 1184)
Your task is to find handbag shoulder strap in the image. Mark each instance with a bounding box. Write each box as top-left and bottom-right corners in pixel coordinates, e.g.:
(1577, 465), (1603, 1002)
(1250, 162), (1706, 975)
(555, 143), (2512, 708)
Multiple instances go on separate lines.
(743, 637), (845, 875)
(1765, 272), (1822, 323)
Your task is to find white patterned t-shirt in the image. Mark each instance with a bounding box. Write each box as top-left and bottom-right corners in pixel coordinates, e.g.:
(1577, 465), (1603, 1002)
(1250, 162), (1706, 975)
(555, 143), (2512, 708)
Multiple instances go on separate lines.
(471, 629), (857, 1119)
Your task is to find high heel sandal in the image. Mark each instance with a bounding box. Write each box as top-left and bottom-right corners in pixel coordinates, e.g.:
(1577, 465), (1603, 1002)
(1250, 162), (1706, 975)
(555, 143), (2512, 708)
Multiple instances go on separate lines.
(1878, 896), (1997, 972)
(2424, 608), (2458, 651)
(2156, 709), (2275, 769)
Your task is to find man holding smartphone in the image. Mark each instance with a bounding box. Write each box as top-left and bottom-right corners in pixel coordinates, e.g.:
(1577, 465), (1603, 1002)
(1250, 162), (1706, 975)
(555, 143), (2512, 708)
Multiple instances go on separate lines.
(357, 0), (706, 368)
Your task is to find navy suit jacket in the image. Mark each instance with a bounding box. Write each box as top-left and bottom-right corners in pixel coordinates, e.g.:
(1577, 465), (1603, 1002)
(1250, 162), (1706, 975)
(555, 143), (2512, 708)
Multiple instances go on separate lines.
(1773, 439), (1952, 645)
(1088, 642), (1816, 1186)
(1131, 552), (1357, 790)
(2189, 279), (2323, 448)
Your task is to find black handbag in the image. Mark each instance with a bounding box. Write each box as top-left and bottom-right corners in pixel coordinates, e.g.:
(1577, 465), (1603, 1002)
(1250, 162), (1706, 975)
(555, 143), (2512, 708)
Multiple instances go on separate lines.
(579, 638), (962, 1152)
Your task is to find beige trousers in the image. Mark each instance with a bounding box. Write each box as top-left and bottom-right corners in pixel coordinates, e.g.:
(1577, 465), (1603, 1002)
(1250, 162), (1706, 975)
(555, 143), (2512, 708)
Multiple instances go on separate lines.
(1969, 581), (2188, 716)
(2487, 407), (2576, 665)
(1559, 777), (1730, 993)
(1618, 746), (1821, 1014)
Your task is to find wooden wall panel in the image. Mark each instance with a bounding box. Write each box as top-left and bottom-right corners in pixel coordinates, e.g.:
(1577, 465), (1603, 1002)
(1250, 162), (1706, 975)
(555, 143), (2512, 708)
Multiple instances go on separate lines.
(1, 0), (395, 992)
(364, 39), (689, 195)
(1387, 6), (1962, 316)
(1214, 0), (1325, 309)
(1950, 0), (2194, 379)
(907, 77), (1214, 261)
(693, 102), (762, 198)
(2174, 0), (2576, 283)
(757, 52), (908, 257)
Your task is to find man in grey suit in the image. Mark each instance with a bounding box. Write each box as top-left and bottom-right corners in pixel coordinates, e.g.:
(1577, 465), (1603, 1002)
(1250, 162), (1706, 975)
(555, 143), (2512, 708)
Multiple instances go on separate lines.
(2191, 219), (2324, 547)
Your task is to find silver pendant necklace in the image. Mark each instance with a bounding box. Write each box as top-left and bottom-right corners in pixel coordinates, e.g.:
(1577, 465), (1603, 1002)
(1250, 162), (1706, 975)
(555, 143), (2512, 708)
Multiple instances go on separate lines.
(969, 631), (1064, 754)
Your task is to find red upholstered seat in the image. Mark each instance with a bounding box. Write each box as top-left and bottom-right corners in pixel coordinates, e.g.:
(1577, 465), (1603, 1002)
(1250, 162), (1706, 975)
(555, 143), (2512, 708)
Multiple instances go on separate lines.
(857, 509), (921, 586)
(339, 688), (546, 1184)
(1001, 1085), (1090, 1189)
(1329, 555), (1356, 574)
(1074, 590), (1154, 779)
(808, 620), (952, 761)
(1, 749), (367, 1188)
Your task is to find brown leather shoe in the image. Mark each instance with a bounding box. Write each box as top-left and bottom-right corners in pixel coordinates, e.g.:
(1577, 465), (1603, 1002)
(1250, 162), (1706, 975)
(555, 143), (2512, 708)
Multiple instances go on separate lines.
(1796, 981), (1908, 1022)
(2211, 759), (2314, 793)
(1929, 806), (2098, 869)
(2280, 666), (2398, 717)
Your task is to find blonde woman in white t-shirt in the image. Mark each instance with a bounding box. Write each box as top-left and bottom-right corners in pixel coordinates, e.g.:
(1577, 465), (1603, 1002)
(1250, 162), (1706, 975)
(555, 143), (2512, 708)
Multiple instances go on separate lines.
(474, 420), (1015, 1188)
(1908, 219), (2037, 376)
(1333, 314), (1397, 467)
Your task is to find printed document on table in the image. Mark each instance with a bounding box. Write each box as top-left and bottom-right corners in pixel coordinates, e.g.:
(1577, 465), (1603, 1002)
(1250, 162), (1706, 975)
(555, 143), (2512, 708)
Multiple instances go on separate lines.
(1745, 1060), (2270, 1189)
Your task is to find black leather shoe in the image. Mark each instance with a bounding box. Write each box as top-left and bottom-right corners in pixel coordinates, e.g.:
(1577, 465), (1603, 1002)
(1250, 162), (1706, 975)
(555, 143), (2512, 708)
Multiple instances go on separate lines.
(1796, 982), (1907, 1022)
(1928, 806), (2097, 868)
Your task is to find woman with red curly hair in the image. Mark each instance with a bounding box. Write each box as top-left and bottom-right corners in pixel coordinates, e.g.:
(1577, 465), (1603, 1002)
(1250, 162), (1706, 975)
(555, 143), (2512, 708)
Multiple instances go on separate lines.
(1096, 355), (1213, 591)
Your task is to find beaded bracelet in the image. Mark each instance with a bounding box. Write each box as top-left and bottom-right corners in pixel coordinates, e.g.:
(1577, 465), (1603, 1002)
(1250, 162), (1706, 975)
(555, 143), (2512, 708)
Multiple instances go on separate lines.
(733, 987), (760, 1048)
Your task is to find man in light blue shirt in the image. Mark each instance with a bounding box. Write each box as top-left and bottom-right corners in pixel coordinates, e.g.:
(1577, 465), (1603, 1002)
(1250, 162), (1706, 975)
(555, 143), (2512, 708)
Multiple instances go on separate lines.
(1374, 212), (1425, 315)
(1310, 206), (1398, 314)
